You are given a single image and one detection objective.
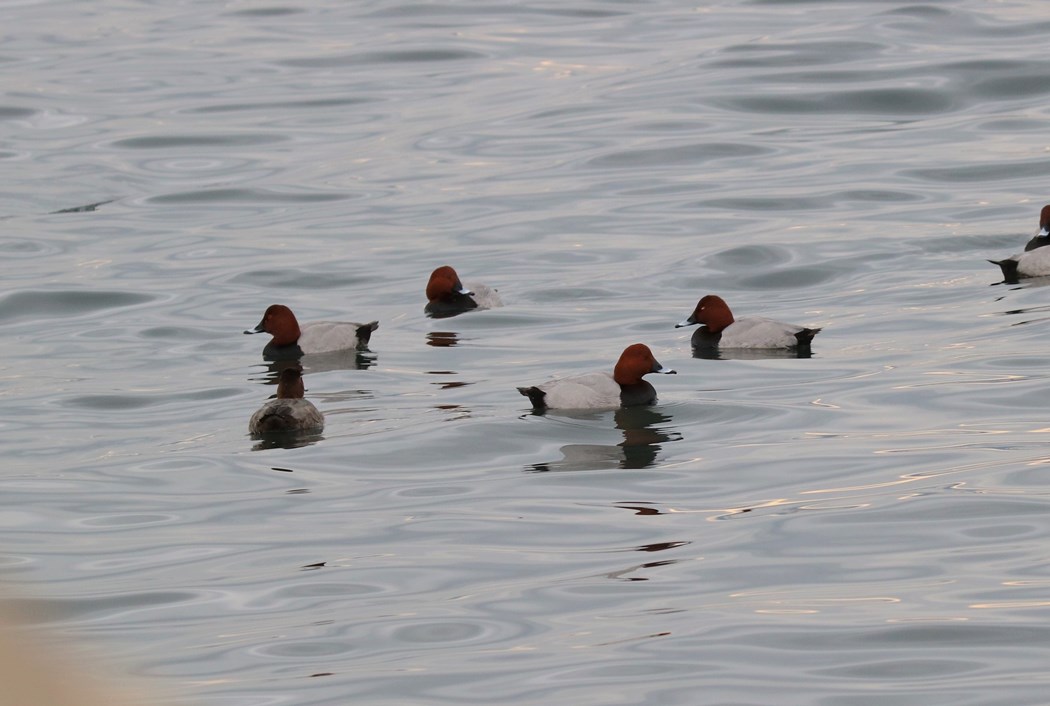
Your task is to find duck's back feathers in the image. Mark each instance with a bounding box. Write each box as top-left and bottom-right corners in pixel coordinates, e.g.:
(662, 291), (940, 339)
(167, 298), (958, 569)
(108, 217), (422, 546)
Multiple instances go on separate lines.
(519, 373), (660, 410)
(249, 398), (324, 434)
(296, 320), (378, 354)
(522, 372), (621, 410)
(997, 247), (1050, 282)
(465, 283), (503, 310)
(696, 317), (818, 349)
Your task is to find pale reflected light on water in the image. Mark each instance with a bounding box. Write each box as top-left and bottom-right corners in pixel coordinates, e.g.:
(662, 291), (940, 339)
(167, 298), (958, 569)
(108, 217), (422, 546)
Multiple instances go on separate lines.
(5, 0), (1050, 704)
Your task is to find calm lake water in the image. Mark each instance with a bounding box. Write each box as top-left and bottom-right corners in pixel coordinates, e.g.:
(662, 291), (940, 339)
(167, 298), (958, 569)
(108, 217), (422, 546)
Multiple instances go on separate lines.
(5, 0), (1050, 703)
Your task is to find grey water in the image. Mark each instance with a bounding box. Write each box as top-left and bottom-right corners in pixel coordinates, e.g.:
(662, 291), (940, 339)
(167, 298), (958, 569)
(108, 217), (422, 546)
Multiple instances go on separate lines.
(4, 0), (1050, 703)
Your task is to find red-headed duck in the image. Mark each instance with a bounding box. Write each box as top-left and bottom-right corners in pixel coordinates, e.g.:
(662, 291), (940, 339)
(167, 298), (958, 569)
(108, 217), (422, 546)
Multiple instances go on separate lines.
(677, 294), (820, 350)
(518, 343), (676, 410)
(989, 205), (1050, 282)
(245, 304), (378, 360)
(249, 367), (324, 434)
(425, 265), (502, 318)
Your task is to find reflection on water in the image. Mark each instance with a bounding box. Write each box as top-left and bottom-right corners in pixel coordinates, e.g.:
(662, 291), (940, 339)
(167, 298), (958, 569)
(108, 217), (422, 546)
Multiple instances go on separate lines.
(49, 199), (114, 214)
(426, 331), (460, 347)
(297, 350), (377, 373)
(431, 380), (471, 390)
(998, 302), (1050, 327)
(254, 358), (303, 385)
(605, 558), (678, 582)
(251, 352), (375, 387)
(250, 429), (324, 451)
(527, 407), (680, 472)
(692, 345), (814, 360)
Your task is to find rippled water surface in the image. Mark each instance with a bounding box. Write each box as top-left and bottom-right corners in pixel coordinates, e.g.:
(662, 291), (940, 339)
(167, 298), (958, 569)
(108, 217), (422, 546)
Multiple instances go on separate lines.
(5, 0), (1050, 703)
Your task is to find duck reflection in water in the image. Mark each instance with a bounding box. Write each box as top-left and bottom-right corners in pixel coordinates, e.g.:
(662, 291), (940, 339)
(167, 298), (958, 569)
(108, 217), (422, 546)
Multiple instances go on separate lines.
(253, 348), (375, 380)
(526, 407), (681, 472)
(426, 331), (460, 348)
(692, 345), (813, 361)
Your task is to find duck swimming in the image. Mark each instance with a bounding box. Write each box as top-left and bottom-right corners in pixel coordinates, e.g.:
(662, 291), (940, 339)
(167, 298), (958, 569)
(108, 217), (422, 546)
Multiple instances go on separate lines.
(249, 366), (324, 434)
(518, 343), (676, 410)
(676, 294), (820, 351)
(424, 265), (502, 318)
(246, 304), (378, 360)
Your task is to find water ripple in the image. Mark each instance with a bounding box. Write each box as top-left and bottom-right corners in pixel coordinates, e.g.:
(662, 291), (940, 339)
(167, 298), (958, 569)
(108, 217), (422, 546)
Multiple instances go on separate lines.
(0, 290), (154, 324)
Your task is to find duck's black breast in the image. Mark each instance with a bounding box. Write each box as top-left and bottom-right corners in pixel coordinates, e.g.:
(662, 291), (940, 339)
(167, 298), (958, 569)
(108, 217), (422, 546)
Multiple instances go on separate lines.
(690, 327), (722, 349)
(262, 342), (305, 361)
(619, 381), (657, 407)
(1025, 235), (1050, 252)
(425, 293), (479, 319)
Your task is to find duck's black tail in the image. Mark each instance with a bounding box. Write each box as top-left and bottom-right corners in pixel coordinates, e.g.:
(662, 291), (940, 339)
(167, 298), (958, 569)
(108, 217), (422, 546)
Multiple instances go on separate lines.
(795, 327), (821, 346)
(988, 259), (1020, 284)
(356, 321), (380, 345)
(517, 386), (546, 409)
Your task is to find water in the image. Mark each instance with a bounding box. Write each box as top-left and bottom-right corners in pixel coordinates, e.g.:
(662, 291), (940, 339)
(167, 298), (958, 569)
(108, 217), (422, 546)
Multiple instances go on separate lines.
(4, 0), (1050, 703)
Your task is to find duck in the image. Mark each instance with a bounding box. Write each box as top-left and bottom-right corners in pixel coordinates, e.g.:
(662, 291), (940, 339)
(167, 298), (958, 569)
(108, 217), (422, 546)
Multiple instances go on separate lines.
(518, 343), (676, 410)
(989, 205), (1050, 282)
(676, 294), (820, 350)
(425, 265), (502, 318)
(245, 304), (378, 360)
(249, 367), (324, 434)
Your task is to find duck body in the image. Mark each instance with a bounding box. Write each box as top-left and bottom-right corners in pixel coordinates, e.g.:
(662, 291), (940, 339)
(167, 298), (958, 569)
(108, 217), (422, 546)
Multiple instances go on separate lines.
(249, 398), (324, 434)
(246, 304), (377, 360)
(690, 317), (820, 349)
(677, 295), (819, 350)
(249, 367), (324, 434)
(518, 343), (675, 411)
(989, 247), (1050, 283)
(425, 265), (502, 318)
(268, 320), (379, 358)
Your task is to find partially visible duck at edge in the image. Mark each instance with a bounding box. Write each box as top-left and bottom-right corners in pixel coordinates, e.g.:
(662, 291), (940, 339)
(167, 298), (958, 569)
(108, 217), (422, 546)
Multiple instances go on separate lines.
(518, 343), (676, 410)
(989, 204), (1050, 283)
(245, 304), (378, 360)
(425, 265), (502, 318)
(677, 294), (821, 351)
(1023, 204), (1050, 251)
(249, 366), (324, 435)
